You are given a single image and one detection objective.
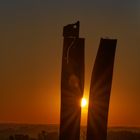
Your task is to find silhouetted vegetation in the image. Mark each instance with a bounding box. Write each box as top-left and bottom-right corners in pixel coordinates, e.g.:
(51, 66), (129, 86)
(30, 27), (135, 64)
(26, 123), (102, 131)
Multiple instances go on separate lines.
(108, 130), (140, 140)
(0, 124), (140, 140)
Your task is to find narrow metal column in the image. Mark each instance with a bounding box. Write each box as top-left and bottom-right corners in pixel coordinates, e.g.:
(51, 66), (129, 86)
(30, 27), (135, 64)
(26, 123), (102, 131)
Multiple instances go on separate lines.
(59, 21), (85, 140)
(86, 38), (117, 140)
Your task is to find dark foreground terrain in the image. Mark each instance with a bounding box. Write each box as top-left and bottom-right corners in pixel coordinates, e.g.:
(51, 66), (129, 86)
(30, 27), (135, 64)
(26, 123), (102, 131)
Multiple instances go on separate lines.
(0, 124), (140, 140)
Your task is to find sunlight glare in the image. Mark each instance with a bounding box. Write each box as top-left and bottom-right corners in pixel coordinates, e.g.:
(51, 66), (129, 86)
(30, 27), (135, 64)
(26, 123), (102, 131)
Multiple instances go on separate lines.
(81, 98), (87, 108)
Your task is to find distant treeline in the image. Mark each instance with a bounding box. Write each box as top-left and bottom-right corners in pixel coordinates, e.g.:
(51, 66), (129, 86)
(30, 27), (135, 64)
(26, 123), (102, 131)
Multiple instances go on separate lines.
(108, 131), (140, 140)
(0, 124), (140, 140)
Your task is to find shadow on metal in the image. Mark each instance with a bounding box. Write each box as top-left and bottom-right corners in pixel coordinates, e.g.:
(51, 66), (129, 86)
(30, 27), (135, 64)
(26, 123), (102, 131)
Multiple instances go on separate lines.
(86, 38), (117, 140)
(59, 21), (85, 140)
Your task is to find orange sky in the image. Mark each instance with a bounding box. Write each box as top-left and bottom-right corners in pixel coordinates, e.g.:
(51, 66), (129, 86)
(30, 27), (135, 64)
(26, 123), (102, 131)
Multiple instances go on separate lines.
(0, 0), (140, 127)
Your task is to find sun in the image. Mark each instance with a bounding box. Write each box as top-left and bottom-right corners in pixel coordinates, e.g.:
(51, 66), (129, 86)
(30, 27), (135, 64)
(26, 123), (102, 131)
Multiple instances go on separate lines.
(81, 98), (87, 108)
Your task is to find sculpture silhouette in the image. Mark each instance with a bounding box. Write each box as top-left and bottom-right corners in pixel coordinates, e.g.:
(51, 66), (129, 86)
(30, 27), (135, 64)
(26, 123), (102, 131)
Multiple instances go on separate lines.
(86, 38), (117, 140)
(59, 21), (85, 140)
(60, 21), (117, 140)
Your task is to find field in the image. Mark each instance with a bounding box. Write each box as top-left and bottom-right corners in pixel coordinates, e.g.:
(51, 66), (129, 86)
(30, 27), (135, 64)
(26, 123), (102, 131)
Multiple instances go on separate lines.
(0, 124), (140, 140)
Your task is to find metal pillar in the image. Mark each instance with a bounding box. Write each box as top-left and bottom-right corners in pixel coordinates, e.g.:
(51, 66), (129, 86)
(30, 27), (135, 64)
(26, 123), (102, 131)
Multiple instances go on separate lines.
(59, 21), (85, 140)
(86, 38), (117, 140)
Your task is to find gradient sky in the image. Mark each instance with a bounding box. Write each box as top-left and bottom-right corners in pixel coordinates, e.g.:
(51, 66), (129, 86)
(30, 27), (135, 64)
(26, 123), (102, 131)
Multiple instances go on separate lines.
(0, 0), (140, 127)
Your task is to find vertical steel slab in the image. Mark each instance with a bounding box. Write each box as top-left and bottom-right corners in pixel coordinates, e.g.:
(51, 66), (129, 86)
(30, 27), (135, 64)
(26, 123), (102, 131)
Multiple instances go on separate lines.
(59, 22), (85, 140)
(86, 38), (117, 140)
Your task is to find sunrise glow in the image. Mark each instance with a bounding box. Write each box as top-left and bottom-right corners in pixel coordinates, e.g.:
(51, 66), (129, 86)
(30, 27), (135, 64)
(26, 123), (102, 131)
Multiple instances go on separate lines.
(81, 98), (87, 108)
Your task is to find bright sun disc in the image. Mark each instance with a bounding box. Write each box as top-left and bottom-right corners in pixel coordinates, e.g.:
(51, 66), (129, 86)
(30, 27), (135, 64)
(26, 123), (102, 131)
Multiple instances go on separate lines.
(81, 98), (87, 108)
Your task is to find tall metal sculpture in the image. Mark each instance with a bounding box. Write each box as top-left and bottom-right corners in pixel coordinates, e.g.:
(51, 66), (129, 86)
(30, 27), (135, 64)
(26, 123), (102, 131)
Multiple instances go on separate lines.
(86, 38), (117, 140)
(59, 21), (85, 140)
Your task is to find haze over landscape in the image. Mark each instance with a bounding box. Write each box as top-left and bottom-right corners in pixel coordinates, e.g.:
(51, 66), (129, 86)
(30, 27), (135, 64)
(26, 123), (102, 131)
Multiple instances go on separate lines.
(0, 0), (140, 128)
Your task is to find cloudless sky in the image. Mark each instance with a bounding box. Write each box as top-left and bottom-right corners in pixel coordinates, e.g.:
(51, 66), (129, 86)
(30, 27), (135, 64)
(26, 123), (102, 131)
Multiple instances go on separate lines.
(0, 0), (140, 126)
